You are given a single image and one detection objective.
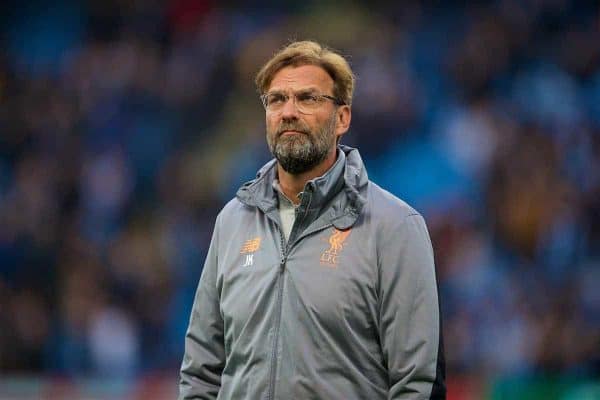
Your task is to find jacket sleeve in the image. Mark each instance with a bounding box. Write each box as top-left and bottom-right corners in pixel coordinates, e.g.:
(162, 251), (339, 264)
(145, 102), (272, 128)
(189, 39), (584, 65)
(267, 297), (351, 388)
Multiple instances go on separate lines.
(378, 213), (446, 400)
(179, 215), (225, 400)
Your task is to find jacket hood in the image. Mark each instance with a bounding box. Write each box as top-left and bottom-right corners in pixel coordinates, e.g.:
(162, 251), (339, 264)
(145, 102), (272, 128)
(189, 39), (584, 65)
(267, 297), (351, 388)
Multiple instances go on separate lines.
(236, 145), (368, 230)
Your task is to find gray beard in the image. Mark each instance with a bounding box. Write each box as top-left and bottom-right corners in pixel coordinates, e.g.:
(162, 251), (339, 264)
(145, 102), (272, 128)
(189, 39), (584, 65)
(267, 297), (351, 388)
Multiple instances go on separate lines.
(267, 114), (337, 175)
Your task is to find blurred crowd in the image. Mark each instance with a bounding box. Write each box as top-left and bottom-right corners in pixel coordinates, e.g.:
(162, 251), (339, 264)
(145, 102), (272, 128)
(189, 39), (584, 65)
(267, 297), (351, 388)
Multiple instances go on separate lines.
(0, 0), (599, 394)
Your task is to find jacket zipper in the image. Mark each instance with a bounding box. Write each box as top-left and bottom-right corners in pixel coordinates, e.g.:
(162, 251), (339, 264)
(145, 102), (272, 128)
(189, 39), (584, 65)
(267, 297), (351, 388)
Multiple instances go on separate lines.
(266, 191), (317, 400)
(266, 225), (287, 400)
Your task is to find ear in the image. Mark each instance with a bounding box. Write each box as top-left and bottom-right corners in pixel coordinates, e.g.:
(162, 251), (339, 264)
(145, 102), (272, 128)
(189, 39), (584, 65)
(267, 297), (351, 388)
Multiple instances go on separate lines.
(334, 105), (351, 139)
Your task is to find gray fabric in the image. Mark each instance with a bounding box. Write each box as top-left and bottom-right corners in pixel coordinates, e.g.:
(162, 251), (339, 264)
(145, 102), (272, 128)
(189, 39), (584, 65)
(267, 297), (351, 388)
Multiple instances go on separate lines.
(276, 189), (295, 242)
(179, 145), (445, 400)
(272, 180), (296, 242)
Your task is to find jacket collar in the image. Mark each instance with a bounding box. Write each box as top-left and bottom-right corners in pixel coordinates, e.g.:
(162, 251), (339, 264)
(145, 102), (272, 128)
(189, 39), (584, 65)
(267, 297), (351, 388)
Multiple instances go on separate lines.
(236, 145), (368, 230)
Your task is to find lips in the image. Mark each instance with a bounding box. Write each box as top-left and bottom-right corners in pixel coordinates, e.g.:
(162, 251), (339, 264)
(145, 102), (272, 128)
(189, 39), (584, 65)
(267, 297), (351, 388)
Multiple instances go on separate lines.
(277, 122), (309, 137)
(278, 127), (309, 136)
(280, 130), (305, 136)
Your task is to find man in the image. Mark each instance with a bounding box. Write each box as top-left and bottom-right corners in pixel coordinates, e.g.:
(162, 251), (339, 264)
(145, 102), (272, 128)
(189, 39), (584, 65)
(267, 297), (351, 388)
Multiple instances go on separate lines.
(180, 41), (445, 399)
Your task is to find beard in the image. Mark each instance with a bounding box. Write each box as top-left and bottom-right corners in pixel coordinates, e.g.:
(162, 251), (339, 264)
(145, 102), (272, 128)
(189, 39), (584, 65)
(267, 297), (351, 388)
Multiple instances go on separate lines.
(267, 113), (337, 175)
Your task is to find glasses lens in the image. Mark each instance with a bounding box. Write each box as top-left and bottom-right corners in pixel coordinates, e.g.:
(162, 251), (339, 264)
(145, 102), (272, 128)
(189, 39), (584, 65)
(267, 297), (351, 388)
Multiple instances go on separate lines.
(262, 92), (334, 114)
(295, 93), (320, 113)
(264, 93), (286, 110)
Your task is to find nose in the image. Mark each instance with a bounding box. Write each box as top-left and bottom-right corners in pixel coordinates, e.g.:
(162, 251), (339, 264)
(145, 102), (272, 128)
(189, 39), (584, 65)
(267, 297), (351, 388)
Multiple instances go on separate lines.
(280, 95), (299, 119)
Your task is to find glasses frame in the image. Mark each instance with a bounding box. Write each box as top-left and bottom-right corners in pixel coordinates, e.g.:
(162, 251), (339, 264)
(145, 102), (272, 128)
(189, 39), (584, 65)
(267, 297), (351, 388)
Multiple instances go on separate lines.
(260, 91), (345, 114)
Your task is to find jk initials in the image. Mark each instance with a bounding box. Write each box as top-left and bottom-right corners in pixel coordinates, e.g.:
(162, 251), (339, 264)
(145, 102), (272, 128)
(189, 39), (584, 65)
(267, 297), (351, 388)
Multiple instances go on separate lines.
(242, 254), (254, 267)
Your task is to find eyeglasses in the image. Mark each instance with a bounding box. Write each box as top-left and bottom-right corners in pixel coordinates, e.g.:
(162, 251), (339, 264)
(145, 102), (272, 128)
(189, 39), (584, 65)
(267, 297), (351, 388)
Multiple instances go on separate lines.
(260, 90), (345, 114)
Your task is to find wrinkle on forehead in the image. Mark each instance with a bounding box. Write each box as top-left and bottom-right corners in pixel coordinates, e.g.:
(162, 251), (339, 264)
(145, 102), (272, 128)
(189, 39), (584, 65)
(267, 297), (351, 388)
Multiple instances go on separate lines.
(268, 65), (334, 94)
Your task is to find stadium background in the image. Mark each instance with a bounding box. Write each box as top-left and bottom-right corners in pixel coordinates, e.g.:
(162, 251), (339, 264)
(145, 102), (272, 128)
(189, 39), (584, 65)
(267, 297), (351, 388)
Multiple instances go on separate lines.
(0, 0), (599, 399)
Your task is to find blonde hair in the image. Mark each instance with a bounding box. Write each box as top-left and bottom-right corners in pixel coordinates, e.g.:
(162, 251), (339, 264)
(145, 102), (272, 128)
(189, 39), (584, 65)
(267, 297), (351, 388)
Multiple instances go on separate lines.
(255, 41), (355, 106)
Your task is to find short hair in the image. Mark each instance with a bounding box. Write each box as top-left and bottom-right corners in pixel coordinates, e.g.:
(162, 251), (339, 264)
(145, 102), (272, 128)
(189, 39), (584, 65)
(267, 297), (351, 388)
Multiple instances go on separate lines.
(255, 40), (355, 106)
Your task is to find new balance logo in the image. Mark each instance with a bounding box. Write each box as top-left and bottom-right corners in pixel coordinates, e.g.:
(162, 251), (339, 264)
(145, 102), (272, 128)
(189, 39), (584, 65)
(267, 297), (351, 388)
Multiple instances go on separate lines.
(240, 237), (261, 267)
(240, 237), (261, 254)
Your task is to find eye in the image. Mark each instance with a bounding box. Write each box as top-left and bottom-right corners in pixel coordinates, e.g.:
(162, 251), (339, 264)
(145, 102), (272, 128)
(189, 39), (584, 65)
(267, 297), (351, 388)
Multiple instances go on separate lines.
(296, 92), (319, 105)
(266, 93), (287, 106)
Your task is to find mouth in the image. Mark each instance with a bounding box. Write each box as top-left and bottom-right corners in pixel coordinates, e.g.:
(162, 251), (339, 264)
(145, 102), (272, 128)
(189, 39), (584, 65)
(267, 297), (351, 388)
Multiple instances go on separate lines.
(279, 130), (307, 137)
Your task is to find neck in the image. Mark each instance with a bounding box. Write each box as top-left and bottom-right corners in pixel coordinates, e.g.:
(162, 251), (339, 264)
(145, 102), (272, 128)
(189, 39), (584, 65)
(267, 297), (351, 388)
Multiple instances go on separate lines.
(277, 147), (337, 205)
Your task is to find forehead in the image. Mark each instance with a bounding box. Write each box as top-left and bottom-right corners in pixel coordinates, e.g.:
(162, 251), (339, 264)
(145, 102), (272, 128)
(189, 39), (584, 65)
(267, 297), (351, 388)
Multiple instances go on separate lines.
(268, 64), (334, 93)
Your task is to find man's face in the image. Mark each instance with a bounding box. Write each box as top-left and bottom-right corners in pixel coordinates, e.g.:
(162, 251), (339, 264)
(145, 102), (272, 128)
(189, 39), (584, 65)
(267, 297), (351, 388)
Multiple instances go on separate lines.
(265, 65), (340, 175)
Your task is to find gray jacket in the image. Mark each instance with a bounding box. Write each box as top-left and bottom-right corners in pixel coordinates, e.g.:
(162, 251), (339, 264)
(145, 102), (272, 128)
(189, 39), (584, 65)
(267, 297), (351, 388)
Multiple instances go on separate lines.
(180, 146), (445, 399)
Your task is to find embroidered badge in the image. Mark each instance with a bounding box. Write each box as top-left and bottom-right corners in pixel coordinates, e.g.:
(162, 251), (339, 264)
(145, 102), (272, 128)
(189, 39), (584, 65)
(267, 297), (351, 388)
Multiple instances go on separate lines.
(320, 228), (352, 267)
(240, 237), (261, 267)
